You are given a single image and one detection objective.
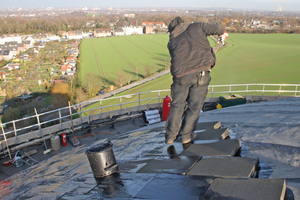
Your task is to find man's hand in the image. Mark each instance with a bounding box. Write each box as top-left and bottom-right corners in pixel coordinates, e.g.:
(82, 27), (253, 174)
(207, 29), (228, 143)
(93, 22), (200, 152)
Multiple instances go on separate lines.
(217, 35), (223, 43)
(215, 31), (228, 53)
(218, 31), (228, 44)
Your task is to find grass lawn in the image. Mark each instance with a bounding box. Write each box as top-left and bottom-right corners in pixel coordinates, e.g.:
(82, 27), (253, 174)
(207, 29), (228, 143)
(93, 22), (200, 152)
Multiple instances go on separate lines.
(80, 34), (170, 87)
(80, 33), (300, 115)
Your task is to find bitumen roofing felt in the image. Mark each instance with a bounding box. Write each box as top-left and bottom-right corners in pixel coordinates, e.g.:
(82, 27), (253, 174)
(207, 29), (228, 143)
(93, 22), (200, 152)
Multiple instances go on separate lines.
(0, 97), (299, 199)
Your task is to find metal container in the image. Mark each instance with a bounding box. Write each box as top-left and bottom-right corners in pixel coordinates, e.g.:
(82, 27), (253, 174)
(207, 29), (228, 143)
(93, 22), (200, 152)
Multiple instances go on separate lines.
(51, 135), (60, 150)
(85, 141), (118, 178)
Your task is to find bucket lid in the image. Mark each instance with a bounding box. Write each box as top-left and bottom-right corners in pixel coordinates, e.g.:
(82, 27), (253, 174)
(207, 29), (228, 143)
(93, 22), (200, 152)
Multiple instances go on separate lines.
(85, 141), (113, 154)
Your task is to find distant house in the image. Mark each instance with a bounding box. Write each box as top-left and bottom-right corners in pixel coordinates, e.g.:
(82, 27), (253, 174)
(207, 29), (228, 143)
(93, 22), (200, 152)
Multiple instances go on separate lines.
(7, 46), (18, 57)
(113, 27), (125, 36)
(123, 13), (135, 18)
(3, 62), (20, 71)
(16, 76), (23, 80)
(37, 43), (46, 49)
(0, 71), (6, 79)
(68, 61), (76, 67)
(252, 19), (260, 26)
(155, 22), (167, 29)
(57, 31), (68, 38)
(94, 29), (112, 37)
(141, 22), (167, 29)
(17, 94), (33, 103)
(32, 33), (49, 43)
(123, 26), (143, 35)
(143, 26), (155, 34)
(61, 64), (72, 73)
(0, 34), (22, 44)
(18, 43), (26, 52)
(24, 37), (35, 48)
(82, 32), (93, 38)
(20, 53), (29, 61)
(48, 35), (61, 41)
(66, 56), (75, 61)
(0, 50), (13, 60)
(50, 80), (64, 84)
(66, 71), (76, 76)
(67, 31), (83, 40)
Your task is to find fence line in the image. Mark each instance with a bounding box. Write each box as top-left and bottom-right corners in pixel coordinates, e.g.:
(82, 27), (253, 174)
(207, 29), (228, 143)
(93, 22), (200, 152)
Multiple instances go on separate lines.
(0, 83), (299, 155)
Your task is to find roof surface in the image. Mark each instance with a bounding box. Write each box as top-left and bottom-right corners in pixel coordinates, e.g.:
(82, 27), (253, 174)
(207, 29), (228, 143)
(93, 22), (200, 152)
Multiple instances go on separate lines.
(0, 97), (299, 199)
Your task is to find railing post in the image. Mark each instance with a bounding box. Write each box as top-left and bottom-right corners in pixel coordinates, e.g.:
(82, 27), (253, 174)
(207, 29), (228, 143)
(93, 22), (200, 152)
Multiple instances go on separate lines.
(278, 85), (282, 99)
(99, 100), (103, 118)
(210, 86), (214, 102)
(12, 120), (18, 144)
(0, 120), (12, 160)
(138, 93), (141, 111)
(35, 108), (42, 137)
(245, 84), (249, 99)
(261, 85), (265, 100)
(58, 108), (63, 129)
(157, 91), (161, 108)
(34, 108), (48, 150)
(229, 85), (232, 95)
(119, 97), (122, 115)
(295, 86), (298, 97)
(79, 103), (83, 124)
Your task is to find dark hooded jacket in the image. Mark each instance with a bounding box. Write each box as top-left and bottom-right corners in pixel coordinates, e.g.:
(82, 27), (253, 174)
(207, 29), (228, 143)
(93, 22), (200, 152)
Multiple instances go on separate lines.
(167, 17), (224, 78)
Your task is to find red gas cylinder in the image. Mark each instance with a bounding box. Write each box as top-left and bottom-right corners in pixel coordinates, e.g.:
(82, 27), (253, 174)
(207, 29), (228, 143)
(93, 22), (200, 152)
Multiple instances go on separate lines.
(61, 133), (67, 146)
(162, 95), (171, 121)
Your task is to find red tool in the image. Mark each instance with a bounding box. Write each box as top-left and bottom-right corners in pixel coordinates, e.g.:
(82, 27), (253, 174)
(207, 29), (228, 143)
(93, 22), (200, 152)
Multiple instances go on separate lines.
(162, 95), (171, 121)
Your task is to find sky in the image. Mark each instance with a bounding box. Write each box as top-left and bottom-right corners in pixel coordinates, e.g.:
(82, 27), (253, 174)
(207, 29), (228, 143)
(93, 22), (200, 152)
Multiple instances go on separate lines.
(2, 0), (300, 12)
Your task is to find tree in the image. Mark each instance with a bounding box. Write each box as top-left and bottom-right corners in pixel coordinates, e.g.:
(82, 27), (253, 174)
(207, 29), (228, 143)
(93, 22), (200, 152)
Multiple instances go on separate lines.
(84, 72), (104, 97)
(50, 83), (71, 109)
(143, 65), (152, 78)
(222, 18), (229, 26)
(113, 70), (128, 87)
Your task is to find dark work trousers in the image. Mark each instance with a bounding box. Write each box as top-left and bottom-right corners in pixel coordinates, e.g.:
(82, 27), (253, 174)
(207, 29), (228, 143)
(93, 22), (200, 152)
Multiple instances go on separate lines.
(165, 71), (211, 142)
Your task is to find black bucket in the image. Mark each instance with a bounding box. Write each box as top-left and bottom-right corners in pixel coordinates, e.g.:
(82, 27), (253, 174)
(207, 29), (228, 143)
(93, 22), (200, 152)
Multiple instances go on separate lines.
(85, 141), (118, 178)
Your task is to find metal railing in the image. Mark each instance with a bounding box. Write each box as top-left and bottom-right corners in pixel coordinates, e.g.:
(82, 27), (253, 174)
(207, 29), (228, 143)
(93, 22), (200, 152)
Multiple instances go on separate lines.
(1, 83), (299, 157)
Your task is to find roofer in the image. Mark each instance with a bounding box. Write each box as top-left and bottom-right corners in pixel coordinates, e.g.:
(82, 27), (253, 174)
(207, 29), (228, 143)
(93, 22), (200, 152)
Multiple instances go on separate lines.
(165, 16), (226, 144)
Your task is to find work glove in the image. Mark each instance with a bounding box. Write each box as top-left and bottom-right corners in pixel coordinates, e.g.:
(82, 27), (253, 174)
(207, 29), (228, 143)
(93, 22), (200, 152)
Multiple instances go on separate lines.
(218, 31), (228, 44)
(217, 36), (223, 43)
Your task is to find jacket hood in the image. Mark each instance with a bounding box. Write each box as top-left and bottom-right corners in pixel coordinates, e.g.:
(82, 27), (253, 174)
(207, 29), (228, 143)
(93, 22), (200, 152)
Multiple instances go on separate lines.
(169, 22), (191, 39)
(168, 16), (184, 33)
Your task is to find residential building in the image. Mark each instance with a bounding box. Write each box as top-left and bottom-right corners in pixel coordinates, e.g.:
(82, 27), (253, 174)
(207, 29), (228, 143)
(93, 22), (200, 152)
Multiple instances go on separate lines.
(0, 34), (22, 44)
(123, 26), (143, 35)
(67, 31), (83, 40)
(48, 35), (61, 41)
(3, 62), (20, 70)
(113, 27), (125, 36)
(24, 37), (35, 48)
(94, 29), (112, 37)
(143, 26), (155, 34)
(123, 13), (135, 18)
(141, 22), (167, 29)
(0, 50), (13, 60)
(32, 33), (50, 43)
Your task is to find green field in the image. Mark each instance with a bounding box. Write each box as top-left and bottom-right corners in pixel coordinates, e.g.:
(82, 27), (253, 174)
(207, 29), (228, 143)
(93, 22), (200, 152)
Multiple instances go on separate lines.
(80, 33), (300, 115)
(81, 33), (300, 90)
(80, 34), (171, 87)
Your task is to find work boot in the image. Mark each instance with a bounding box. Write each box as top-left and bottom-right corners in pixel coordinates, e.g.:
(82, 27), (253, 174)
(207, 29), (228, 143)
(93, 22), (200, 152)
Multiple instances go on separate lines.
(181, 132), (197, 144)
(165, 137), (176, 144)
